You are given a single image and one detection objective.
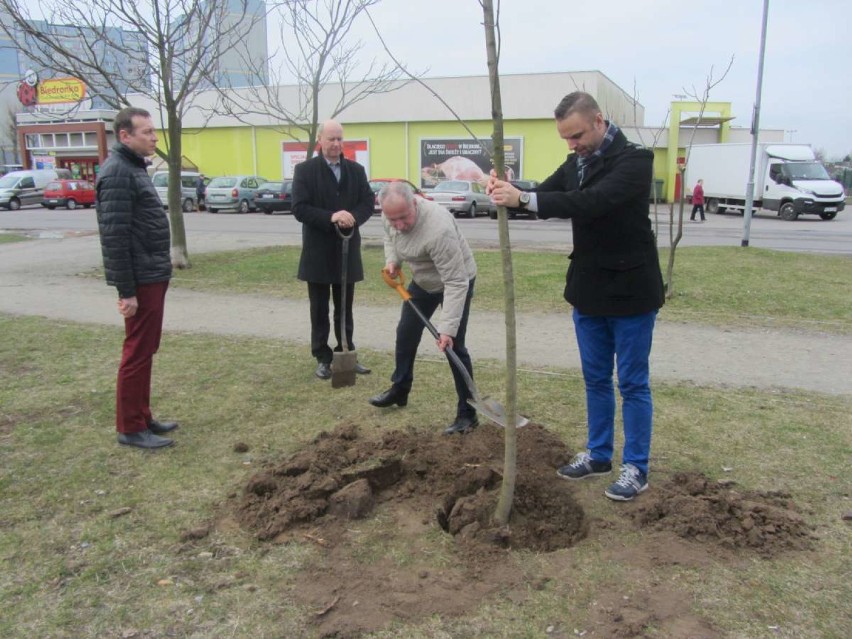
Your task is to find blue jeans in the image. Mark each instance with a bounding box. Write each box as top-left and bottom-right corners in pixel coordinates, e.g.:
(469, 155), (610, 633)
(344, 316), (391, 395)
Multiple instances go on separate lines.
(572, 309), (657, 476)
(391, 279), (476, 419)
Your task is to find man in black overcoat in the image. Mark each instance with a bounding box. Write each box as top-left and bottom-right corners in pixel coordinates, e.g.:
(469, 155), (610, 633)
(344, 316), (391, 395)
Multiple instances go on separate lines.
(292, 119), (374, 379)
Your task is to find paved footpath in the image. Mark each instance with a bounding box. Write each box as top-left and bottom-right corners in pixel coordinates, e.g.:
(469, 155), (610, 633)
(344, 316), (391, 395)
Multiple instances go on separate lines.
(1, 233), (850, 397)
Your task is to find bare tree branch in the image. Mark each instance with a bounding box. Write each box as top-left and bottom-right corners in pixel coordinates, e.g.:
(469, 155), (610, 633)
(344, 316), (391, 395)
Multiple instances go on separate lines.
(206, 0), (410, 161)
(364, 5), (492, 156)
(0, 0), (266, 267)
(664, 55), (735, 297)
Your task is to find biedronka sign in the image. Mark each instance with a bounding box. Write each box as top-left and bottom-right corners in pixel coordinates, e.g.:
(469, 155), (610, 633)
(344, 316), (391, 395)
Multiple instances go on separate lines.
(37, 78), (87, 104)
(17, 72), (87, 107)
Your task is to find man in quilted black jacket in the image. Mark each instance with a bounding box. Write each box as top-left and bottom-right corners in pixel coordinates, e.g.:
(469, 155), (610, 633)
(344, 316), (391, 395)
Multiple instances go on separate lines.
(96, 107), (178, 449)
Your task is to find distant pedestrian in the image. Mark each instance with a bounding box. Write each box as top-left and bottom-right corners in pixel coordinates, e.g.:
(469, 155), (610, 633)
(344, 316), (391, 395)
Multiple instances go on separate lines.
(690, 179), (705, 221)
(196, 174), (206, 210)
(96, 107), (178, 450)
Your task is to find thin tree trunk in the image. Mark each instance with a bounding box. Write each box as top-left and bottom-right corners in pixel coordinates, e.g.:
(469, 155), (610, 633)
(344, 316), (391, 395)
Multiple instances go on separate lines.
(481, 0), (519, 528)
(166, 112), (189, 268)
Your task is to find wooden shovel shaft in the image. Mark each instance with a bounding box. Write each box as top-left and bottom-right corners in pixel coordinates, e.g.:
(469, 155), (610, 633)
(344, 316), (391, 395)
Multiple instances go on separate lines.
(332, 225), (356, 387)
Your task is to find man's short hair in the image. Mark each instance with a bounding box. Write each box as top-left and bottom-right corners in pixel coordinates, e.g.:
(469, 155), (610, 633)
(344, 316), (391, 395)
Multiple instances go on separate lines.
(378, 181), (415, 207)
(114, 107), (151, 135)
(554, 92), (601, 121)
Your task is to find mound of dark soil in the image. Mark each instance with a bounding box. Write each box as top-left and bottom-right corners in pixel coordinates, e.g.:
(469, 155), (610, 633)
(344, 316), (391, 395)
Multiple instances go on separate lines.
(632, 471), (816, 556)
(235, 421), (587, 552)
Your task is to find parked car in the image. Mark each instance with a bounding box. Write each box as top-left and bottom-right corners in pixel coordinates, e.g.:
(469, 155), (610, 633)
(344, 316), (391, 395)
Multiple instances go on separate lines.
(205, 175), (269, 213)
(428, 180), (496, 218)
(489, 179), (541, 219)
(0, 168), (71, 210)
(151, 170), (203, 212)
(42, 179), (96, 210)
(368, 178), (431, 214)
(253, 180), (294, 214)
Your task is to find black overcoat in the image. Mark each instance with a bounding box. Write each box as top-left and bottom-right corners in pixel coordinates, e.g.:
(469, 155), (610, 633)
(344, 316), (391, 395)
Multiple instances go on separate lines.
(291, 154), (374, 284)
(533, 130), (666, 316)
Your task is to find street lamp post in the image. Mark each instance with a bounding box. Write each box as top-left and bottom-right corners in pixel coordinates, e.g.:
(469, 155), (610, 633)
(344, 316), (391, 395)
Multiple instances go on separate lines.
(742, 0), (770, 248)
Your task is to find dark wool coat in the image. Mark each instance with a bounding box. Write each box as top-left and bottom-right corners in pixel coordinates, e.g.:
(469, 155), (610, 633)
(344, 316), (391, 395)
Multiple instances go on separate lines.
(96, 143), (172, 298)
(291, 154), (374, 284)
(533, 129), (665, 316)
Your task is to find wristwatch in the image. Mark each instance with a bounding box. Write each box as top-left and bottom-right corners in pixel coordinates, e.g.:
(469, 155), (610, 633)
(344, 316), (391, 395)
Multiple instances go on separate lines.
(518, 191), (531, 209)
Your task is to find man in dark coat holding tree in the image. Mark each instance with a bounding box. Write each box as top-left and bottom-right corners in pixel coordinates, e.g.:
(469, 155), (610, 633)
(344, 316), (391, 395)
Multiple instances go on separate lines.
(292, 119), (375, 379)
(488, 91), (665, 502)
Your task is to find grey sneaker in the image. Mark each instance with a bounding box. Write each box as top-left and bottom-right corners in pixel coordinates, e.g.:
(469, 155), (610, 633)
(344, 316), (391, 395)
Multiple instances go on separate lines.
(604, 463), (648, 501)
(556, 451), (612, 480)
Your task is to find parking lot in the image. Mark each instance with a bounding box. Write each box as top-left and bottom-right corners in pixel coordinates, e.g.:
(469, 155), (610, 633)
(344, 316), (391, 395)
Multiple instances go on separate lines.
(1, 203), (851, 255)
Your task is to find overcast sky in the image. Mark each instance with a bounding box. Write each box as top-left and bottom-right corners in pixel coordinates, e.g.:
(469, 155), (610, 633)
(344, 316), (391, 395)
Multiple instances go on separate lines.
(14, 0), (851, 159)
(353, 0), (851, 159)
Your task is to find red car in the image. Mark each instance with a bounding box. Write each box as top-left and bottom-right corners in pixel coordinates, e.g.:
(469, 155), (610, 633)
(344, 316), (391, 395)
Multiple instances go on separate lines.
(368, 178), (432, 214)
(42, 179), (96, 210)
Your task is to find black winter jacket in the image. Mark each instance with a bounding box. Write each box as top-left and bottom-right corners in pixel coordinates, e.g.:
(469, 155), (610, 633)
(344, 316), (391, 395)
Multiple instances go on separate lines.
(534, 130), (665, 316)
(96, 144), (172, 298)
(292, 154), (374, 284)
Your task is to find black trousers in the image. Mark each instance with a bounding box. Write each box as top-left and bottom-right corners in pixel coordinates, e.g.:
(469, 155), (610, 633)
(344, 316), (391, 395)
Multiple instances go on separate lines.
(690, 203), (705, 220)
(307, 282), (355, 364)
(391, 278), (476, 419)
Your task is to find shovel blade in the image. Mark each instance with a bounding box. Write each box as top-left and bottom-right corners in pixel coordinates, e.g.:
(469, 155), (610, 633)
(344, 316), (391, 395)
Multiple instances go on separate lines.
(468, 396), (529, 429)
(331, 351), (358, 388)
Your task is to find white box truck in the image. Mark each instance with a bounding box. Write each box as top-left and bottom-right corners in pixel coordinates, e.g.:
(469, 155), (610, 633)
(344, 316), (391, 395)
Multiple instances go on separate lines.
(685, 144), (846, 221)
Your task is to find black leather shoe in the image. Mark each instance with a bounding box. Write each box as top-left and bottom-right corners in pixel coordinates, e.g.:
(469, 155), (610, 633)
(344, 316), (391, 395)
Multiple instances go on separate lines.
(443, 415), (479, 435)
(315, 362), (332, 380)
(354, 362), (371, 375)
(117, 429), (174, 449)
(368, 386), (408, 408)
(148, 419), (178, 434)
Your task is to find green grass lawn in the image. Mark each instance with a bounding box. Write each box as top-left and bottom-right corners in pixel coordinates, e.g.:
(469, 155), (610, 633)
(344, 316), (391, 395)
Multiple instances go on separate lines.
(1, 314), (850, 638)
(169, 245), (852, 333)
(4, 243), (851, 637)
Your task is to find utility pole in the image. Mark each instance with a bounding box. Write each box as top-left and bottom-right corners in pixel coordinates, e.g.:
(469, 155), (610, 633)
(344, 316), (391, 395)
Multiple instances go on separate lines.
(742, 0), (770, 247)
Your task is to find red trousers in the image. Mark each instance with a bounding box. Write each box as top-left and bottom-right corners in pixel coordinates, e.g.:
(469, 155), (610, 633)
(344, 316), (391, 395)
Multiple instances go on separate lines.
(115, 281), (169, 434)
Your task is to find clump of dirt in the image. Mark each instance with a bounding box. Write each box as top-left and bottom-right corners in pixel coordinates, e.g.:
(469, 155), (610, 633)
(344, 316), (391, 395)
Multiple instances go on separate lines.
(234, 421), (587, 551)
(632, 471), (816, 557)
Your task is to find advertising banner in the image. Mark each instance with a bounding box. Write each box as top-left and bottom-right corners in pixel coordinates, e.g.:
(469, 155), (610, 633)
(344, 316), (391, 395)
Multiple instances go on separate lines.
(37, 78), (87, 104)
(281, 140), (370, 179)
(420, 137), (523, 188)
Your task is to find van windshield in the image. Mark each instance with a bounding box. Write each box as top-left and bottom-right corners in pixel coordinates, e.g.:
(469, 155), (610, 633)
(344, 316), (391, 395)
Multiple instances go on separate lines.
(785, 162), (831, 181)
(152, 174), (169, 187)
(0, 175), (19, 188)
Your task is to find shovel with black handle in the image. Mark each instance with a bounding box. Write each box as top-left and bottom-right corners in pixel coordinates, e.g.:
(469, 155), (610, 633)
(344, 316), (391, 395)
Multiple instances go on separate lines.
(331, 224), (357, 388)
(381, 267), (528, 428)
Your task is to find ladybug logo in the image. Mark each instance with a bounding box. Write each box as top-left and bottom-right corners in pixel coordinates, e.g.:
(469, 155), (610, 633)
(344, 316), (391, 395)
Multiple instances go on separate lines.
(17, 81), (37, 106)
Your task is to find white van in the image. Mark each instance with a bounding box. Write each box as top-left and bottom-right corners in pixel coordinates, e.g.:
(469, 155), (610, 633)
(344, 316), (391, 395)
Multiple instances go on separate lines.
(151, 170), (202, 212)
(0, 169), (72, 210)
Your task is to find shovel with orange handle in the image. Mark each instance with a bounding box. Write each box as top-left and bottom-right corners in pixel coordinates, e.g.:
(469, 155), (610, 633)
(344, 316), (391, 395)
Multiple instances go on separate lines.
(381, 267), (528, 429)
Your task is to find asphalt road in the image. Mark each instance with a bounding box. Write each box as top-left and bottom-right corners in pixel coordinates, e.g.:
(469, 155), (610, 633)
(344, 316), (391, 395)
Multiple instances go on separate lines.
(1, 205), (851, 255)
